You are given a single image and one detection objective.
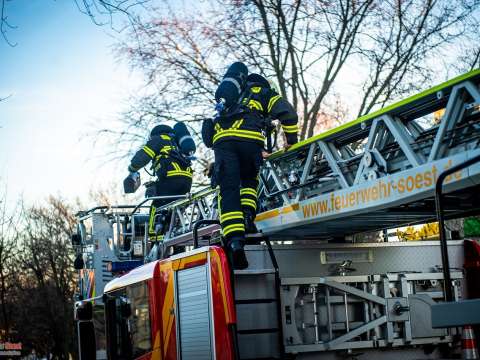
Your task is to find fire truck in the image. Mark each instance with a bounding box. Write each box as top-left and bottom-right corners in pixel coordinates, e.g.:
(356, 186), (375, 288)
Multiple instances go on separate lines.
(73, 69), (480, 359)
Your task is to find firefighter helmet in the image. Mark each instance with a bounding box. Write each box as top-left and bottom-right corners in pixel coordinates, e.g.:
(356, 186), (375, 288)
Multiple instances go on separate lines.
(150, 124), (174, 137)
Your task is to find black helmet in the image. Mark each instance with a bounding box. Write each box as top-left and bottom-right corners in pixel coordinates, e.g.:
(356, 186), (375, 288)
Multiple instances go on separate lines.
(150, 124), (174, 137)
(247, 73), (270, 88)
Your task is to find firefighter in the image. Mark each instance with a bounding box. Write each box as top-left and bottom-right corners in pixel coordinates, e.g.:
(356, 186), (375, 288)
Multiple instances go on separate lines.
(128, 124), (193, 241)
(202, 62), (298, 269)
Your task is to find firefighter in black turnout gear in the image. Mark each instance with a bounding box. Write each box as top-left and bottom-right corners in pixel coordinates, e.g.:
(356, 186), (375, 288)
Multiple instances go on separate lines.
(128, 124), (193, 241)
(202, 62), (298, 269)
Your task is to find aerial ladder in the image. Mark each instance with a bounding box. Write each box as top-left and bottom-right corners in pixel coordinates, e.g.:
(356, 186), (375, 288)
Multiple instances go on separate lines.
(73, 69), (480, 360)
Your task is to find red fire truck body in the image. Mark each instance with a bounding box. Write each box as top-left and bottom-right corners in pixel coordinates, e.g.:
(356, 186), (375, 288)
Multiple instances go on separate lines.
(102, 246), (236, 360)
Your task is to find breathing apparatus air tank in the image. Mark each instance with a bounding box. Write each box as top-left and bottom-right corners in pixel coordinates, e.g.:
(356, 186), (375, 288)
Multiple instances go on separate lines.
(173, 122), (196, 156)
(214, 62), (248, 111)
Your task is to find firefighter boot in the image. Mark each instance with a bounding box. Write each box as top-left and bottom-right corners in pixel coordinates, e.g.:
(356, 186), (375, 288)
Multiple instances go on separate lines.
(227, 236), (249, 270)
(244, 208), (258, 234)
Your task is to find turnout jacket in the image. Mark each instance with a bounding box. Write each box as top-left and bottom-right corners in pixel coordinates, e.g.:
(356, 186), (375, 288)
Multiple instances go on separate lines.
(204, 83), (299, 148)
(128, 134), (192, 180)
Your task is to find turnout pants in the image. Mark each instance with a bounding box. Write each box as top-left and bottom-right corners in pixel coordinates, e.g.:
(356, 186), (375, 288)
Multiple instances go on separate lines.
(214, 140), (263, 241)
(149, 176), (192, 241)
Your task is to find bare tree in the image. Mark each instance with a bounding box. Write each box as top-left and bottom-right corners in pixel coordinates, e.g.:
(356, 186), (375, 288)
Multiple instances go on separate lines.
(103, 0), (376, 186)
(91, 0), (480, 193)
(112, 0), (479, 156)
(356, 0), (480, 117)
(0, 187), (20, 339)
(14, 196), (77, 358)
(0, 0), (16, 46)
(0, 0), (149, 46)
(115, 0), (375, 143)
(0, 94), (12, 102)
(451, 10), (480, 73)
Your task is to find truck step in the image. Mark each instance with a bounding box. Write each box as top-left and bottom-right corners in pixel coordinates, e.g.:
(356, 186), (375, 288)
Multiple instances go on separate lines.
(234, 268), (276, 275)
(236, 298), (277, 304)
(237, 328), (279, 335)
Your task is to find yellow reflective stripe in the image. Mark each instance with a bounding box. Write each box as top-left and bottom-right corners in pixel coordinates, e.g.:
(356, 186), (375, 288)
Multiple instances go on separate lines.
(267, 95), (282, 112)
(241, 198), (257, 205)
(251, 86), (261, 93)
(166, 170), (193, 178)
(282, 124), (299, 133)
(218, 193), (222, 214)
(143, 145), (156, 158)
(223, 223), (245, 236)
(220, 212), (244, 223)
(241, 199), (257, 208)
(160, 145), (173, 154)
(220, 214), (244, 223)
(166, 172), (192, 178)
(213, 118), (264, 143)
(160, 135), (171, 140)
(167, 169), (192, 175)
(154, 157), (162, 171)
(149, 206), (157, 234)
(172, 162), (181, 171)
(232, 119), (243, 129)
(220, 211), (243, 221)
(213, 130), (265, 143)
(248, 99), (263, 111)
(282, 124), (298, 131)
(240, 188), (257, 197)
(215, 119), (242, 133)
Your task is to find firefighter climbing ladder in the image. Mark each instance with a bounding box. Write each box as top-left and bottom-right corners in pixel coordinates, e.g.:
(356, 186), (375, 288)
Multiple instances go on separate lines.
(155, 69), (480, 247)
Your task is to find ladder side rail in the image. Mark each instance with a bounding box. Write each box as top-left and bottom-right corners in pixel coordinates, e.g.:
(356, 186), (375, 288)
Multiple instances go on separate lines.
(353, 117), (381, 185)
(129, 195), (189, 216)
(382, 115), (425, 165)
(264, 160), (290, 204)
(129, 75), (480, 242)
(351, 113), (425, 185)
(435, 152), (480, 302)
(327, 142), (356, 185)
(175, 207), (186, 234)
(188, 201), (197, 232)
(192, 219), (221, 248)
(429, 81), (480, 162)
(165, 206), (177, 240)
(295, 142), (318, 201)
(405, 119), (424, 138)
(318, 141), (350, 189)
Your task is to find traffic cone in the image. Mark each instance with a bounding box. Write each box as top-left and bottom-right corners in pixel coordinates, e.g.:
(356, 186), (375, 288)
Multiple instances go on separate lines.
(463, 326), (479, 359)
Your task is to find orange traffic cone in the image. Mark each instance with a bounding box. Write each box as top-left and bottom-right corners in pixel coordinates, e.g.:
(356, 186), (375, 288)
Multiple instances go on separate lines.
(463, 326), (479, 359)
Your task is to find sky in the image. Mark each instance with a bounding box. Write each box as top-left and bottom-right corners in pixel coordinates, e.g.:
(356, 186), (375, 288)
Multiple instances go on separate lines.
(0, 0), (472, 210)
(0, 0), (143, 207)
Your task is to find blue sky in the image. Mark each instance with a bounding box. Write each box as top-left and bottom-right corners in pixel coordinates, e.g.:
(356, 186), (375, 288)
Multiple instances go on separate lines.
(0, 0), (471, 209)
(0, 0), (142, 206)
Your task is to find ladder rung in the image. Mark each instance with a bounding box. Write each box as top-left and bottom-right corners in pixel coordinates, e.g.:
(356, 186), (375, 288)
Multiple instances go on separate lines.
(237, 328), (279, 335)
(235, 298), (277, 305)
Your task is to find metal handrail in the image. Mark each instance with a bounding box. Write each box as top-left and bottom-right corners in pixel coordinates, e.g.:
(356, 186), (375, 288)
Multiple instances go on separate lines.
(76, 206), (109, 218)
(192, 219), (221, 248)
(129, 194), (190, 216)
(435, 153), (480, 302)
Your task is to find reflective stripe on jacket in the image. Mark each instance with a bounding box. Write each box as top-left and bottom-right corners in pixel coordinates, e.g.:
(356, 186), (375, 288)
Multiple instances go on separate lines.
(129, 134), (193, 179)
(212, 83), (298, 147)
